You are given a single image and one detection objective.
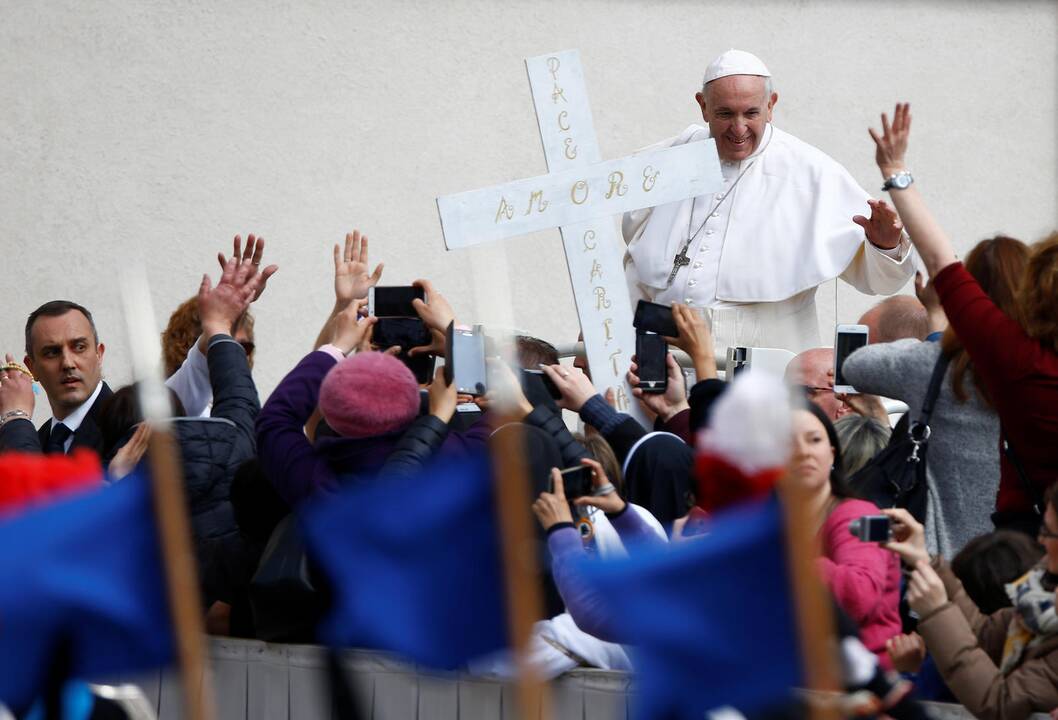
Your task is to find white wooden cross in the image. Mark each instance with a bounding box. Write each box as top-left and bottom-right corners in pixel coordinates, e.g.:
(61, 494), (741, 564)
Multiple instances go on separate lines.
(437, 49), (723, 422)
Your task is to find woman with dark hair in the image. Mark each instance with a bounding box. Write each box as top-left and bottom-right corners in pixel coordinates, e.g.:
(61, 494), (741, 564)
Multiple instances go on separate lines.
(792, 402), (902, 667)
(843, 236), (1030, 558)
(868, 103), (1058, 536)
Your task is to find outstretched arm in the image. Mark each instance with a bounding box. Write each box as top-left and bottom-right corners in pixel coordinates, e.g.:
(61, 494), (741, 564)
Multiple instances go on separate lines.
(868, 103), (958, 278)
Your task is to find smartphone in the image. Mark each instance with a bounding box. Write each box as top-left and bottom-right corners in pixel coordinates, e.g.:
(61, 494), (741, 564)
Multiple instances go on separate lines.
(633, 300), (679, 338)
(553, 465), (594, 500)
(635, 332), (668, 394)
(372, 317), (431, 352)
(834, 324), (869, 394)
(848, 515), (891, 543)
(444, 322), (487, 396)
(368, 286), (425, 318)
(521, 368), (562, 401)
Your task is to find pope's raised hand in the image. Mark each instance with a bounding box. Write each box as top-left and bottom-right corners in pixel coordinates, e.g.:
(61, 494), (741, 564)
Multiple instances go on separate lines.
(854, 198), (904, 250)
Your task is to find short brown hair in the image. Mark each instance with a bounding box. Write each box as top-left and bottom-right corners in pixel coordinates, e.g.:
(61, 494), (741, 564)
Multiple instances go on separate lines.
(1018, 231), (1058, 355)
(575, 433), (623, 495)
(941, 235), (1029, 405)
(161, 296), (255, 377)
(515, 335), (559, 369)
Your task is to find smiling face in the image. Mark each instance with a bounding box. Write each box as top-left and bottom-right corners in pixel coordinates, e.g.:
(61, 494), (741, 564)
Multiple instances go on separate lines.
(787, 409), (836, 498)
(25, 310), (105, 420)
(695, 74), (777, 162)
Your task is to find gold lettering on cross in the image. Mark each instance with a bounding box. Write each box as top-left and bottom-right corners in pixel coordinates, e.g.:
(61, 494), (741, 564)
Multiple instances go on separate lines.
(547, 56), (560, 80)
(552, 83), (567, 104)
(605, 171), (628, 199)
(642, 166), (661, 192)
(615, 385), (630, 411)
(593, 286), (612, 310)
(609, 349), (622, 376)
(571, 180), (589, 205)
(582, 230), (597, 252)
(557, 110), (570, 132)
(602, 318), (613, 345)
(564, 138), (578, 160)
(494, 196), (515, 223)
(524, 190), (549, 215)
(590, 259), (602, 281)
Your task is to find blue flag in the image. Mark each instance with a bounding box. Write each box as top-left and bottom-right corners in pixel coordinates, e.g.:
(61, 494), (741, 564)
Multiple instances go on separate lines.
(301, 452), (508, 669)
(0, 471), (174, 711)
(576, 495), (801, 718)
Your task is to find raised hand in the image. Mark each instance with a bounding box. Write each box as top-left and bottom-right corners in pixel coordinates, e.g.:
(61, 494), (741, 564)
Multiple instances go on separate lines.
(217, 234), (278, 302)
(198, 256), (266, 340)
(108, 422), (151, 480)
(915, 271), (948, 333)
(0, 352), (35, 417)
(664, 304), (717, 380)
(885, 632), (926, 674)
(868, 102), (911, 177)
(853, 198), (904, 250)
(532, 468), (574, 531)
(571, 457), (626, 515)
(540, 364), (598, 412)
(906, 560), (948, 616)
(408, 279), (455, 358)
(427, 366), (457, 423)
(880, 507), (929, 567)
(330, 299), (376, 355)
(334, 230), (384, 308)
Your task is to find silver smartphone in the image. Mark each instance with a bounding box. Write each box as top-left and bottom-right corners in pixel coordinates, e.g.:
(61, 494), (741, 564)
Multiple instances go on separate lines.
(833, 324), (869, 394)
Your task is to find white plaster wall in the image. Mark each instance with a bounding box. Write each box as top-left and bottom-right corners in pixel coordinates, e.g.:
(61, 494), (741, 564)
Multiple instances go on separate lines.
(2, 0), (1055, 424)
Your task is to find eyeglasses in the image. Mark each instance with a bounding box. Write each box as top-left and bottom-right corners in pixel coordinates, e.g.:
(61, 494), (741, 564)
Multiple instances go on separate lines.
(798, 384), (833, 398)
(238, 341), (256, 356)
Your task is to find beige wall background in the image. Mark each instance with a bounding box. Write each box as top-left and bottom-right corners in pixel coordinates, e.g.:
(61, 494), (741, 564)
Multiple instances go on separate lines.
(2, 0), (1056, 424)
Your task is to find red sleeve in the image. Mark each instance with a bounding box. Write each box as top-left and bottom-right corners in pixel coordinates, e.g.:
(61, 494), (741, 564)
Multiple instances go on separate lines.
(933, 262), (1038, 383)
(818, 500), (892, 624)
(657, 408), (691, 444)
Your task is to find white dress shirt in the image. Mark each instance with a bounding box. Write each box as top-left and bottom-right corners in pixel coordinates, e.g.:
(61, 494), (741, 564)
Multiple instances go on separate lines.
(48, 379), (104, 453)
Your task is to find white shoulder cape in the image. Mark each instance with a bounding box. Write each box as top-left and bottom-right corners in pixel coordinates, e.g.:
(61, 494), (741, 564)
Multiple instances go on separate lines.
(624, 124), (880, 303)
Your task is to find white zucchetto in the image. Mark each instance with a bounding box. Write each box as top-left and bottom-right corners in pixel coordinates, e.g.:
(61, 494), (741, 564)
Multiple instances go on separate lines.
(702, 49), (771, 85)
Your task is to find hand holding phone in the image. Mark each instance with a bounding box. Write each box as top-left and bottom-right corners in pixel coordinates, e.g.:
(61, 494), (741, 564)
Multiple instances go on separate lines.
(634, 332), (669, 394)
(444, 322), (488, 396)
(834, 324), (869, 394)
(634, 300), (680, 338)
(368, 286), (425, 318)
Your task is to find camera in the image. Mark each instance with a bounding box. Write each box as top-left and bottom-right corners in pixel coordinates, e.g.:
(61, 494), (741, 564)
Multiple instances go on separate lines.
(848, 515), (891, 543)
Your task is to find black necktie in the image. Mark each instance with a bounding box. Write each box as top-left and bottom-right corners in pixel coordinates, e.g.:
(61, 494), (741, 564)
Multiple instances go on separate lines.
(46, 423), (73, 454)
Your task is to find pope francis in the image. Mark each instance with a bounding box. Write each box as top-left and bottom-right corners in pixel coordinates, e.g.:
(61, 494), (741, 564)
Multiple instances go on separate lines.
(623, 49), (916, 353)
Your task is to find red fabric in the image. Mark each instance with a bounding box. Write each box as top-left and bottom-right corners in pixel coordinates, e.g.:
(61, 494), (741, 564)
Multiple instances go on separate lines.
(817, 499), (902, 669)
(694, 454), (782, 513)
(0, 449), (103, 515)
(934, 262), (1058, 514)
(658, 408), (692, 444)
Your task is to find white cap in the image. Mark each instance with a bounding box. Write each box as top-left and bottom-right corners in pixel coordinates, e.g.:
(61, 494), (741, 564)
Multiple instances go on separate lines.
(702, 49), (771, 85)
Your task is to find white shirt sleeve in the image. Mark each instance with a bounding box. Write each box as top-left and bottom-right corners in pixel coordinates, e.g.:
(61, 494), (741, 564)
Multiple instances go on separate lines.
(165, 336), (212, 417)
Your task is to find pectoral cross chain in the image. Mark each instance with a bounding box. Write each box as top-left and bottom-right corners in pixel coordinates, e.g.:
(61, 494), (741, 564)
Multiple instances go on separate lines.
(667, 249), (690, 286)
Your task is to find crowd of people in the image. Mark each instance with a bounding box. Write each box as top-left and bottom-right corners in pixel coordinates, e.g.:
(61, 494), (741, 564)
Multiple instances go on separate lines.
(1, 94), (1057, 717)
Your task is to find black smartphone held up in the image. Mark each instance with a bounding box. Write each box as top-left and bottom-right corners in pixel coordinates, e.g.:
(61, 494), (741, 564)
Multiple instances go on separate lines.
(368, 286), (425, 318)
(444, 322), (488, 396)
(834, 323), (870, 394)
(635, 332), (668, 394)
(372, 317), (431, 352)
(633, 300), (679, 338)
(554, 465), (594, 500)
(848, 515), (891, 543)
(520, 368), (562, 401)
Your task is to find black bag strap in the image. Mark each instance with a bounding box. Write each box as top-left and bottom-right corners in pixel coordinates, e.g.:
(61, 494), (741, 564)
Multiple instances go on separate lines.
(907, 351), (951, 446)
(1003, 435), (1044, 516)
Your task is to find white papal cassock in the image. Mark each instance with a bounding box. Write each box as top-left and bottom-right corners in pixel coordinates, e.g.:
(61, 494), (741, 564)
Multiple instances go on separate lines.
(623, 123), (916, 353)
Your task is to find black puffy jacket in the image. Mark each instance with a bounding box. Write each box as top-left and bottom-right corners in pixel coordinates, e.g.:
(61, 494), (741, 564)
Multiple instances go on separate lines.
(114, 336), (259, 605)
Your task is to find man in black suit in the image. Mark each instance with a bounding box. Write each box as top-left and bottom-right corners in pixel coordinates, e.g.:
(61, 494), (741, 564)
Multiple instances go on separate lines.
(0, 300), (112, 455)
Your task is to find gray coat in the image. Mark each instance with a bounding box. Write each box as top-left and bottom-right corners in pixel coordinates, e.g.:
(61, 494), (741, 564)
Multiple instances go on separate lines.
(843, 339), (999, 559)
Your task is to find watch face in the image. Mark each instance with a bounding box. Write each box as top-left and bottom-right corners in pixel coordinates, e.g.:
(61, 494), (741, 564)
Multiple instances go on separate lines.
(891, 173), (912, 189)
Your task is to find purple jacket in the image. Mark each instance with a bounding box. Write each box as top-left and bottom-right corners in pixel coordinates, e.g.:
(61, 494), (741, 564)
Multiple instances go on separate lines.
(256, 350), (489, 506)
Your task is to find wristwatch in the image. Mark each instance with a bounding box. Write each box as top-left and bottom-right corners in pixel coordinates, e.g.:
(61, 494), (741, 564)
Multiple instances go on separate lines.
(882, 171), (914, 191)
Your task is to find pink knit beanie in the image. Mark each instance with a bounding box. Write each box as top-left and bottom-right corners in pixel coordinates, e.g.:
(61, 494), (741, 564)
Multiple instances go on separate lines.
(318, 352), (421, 438)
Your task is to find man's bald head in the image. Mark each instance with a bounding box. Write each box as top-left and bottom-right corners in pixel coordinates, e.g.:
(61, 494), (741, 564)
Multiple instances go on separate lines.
(858, 295), (929, 344)
(785, 347), (849, 421)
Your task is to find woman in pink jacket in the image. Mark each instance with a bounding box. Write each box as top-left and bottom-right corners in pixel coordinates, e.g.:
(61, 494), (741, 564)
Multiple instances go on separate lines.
(793, 402), (903, 667)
